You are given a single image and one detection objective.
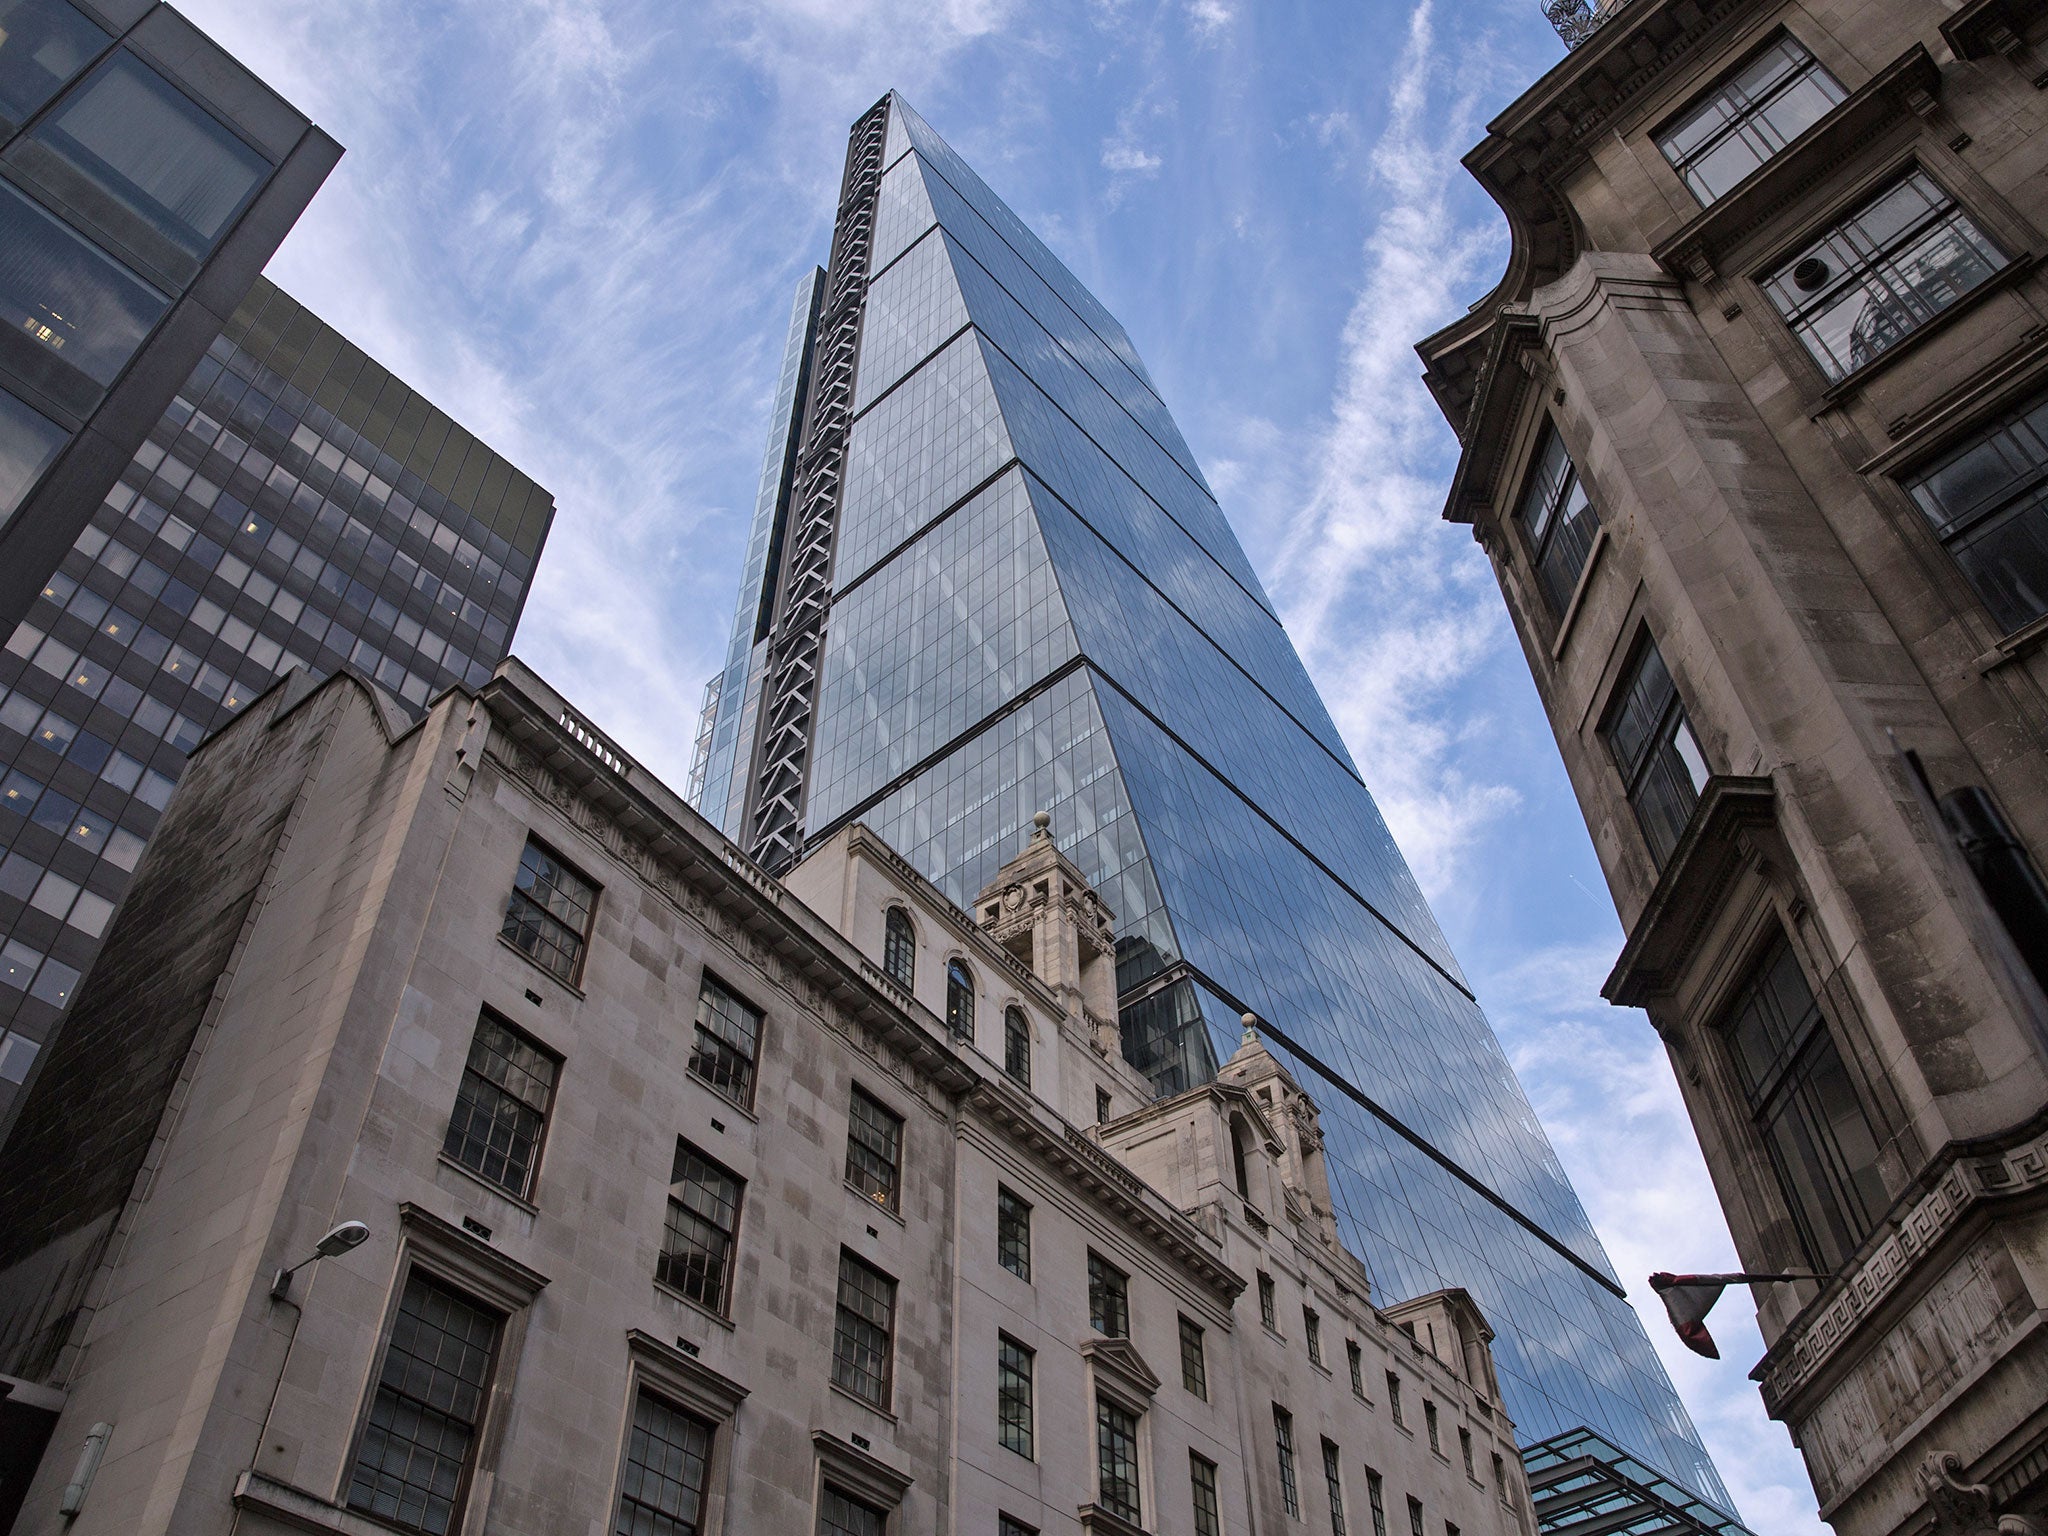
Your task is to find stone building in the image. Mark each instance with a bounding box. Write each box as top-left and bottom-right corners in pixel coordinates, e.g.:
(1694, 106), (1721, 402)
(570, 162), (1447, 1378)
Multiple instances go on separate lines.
(1413, 3), (2048, 1534)
(0, 658), (1534, 1536)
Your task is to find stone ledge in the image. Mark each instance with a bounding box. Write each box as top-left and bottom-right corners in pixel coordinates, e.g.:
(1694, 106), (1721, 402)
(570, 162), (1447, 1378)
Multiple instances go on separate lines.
(230, 1472), (401, 1536)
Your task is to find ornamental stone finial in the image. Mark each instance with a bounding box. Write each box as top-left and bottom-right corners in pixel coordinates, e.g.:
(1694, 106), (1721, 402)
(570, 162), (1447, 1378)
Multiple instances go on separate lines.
(1031, 810), (1051, 839)
(1242, 1012), (1260, 1045)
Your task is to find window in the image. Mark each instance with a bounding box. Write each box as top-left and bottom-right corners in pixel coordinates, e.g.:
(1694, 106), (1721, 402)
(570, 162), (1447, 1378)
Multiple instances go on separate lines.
(1230, 1115), (1253, 1198)
(1460, 1429), (1475, 1479)
(501, 836), (596, 984)
(0, 180), (166, 404)
(1387, 1373), (1404, 1427)
(1493, 1453), (1509, 1503)
(613, 1390), (712, 1536)
(1367, 1469), (1388, 1536)
(689, 973), (762, 1109)
(658, 1140), (743, 1315)
(1656, 34), (1846, 203)
(1347, 1339), (1366, 1398)
(1179, 1314), (1208, 1399)
(1764, 170), (2003, 382)
(0, 390), (67, 528)
(1424, 1399), (1440, 1454)
(1323, 1437), (1349, 1535)
(831, 1250), (896, 1408)
(1601, 637), (1709, 867)
(347, 1271), (501, 1535)
(442, 1010), (558, 1199)
(1096, 1395), (1142, 1523)
(997, 1185), (1032, 1280)
(1000, 1518), (1038, 1536)
(945, 958), (974, 1040)
(1905, 387), (2048, 632)
(1514, 424), (1602, 617)
(882, 905), (914, 988)
(1305, 1307), (1323, 1367)
(1190, 1452), (1222, 1536)
(1722, 933), (1887, 1267)
(1273, 1405), (1300, 1517)
(844, 1086), (903, 1210)
(998, 1333), (1035, 1458)
(1096, 1086), (1111, 1123)
(1257, 1271), (1277, 1331)
(1408, 1496), (1426, 1536)
(0, 0), (110, 133)
(819, 1486), (886, 1536)
(1088, 1250), (1130, 1338)
(1003, 1005), (1030, 1085)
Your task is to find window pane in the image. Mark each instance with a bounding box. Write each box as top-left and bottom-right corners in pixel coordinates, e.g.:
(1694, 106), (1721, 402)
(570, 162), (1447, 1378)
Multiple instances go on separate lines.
(1191, 1452), (1222, 1536)
(831, 1251), (896, 1407)
(818, 1487), (886, 1536)
(1088, 1251), (1129, 1338)
(1658, 36), (1846, 203)
(997, 1186), (1031, 1280)
(659, 1141), (742, 1314)
(501, 838), (595, 984)
(1003, 1005), (1030, 1084)
(0, 180), (165, 402)
(1180, 1314), (1207, 1398)
(1274, 1405), (1300, 1517)
(1096, 1396), (1141, 1522)
(998, 1334), (1034, 1458)
(0, 0), (109, 133)
(442, 1012), (558, 1198)
(0, 388), (67, 528)
(945, 957), (973, 1039)
(689, 975), (761, 1107)
(844, 1087), (902, 1209)
(882, 905), (914, 987)
(614, 1391), (712, 1536)
(1908, 390), (2048, 632)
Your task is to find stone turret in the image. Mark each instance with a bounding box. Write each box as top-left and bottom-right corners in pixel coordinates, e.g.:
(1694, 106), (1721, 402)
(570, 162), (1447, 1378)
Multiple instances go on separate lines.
(1217, 1017), (1344, 1252)
(974, 811), (1120, 1058)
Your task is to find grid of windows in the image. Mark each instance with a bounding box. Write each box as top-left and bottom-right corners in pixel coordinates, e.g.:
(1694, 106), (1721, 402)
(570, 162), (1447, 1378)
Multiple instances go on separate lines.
(658, 1140), (743, 1315)
(442, 1010), (558, 1199)
(501, 837), (595, 984)
(1655, 34), (1845, 203)
(1088, 1250), (1129, 1338)
(1514, 425), (1602, 618)
(1095, 1396), (1142, 1523)
(1190, 1452), (1222, 1536)
(944, 957), (974, 1039)
(1274, 1405), (1300, 1517)
(882, 904), (914, 987)
(831, 1250), (897, 1407)
(1723, 933), (1887, 1268)
(1179, 1314), (1207, 1399)
(996, 1185), (1031, 1280)
(1601, 637), (1709, 868)
(1367, 1468), (1388, 1536)
(818, 1486), (886, 1536)
(1324, 1437), (1349, 1535)
(844, 1086), (903, 1209)
(1906, 387), (2048, 633)
(346, 1271), (501, 1536)
(687, 974), (761, 1109)
(613, 1390), (712, 1536)
(997, 1333), (1035, 1459)
(1763, 170), (2003, 382)
(1002, 1004), (1030, 1084)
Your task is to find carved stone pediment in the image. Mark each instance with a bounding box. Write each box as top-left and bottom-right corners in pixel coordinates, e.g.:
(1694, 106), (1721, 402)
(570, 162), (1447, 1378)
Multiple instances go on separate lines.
(1080, 1335), (1162, 1403)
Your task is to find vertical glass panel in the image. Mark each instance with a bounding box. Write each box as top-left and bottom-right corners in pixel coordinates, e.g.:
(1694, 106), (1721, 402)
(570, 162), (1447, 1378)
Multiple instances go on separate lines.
(0, 0), (108, 135)
(0, 180), (166, 406)
(0, 387), (67, 526)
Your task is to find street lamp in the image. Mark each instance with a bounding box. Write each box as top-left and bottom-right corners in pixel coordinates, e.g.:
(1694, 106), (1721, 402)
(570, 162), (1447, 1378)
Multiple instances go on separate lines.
(270, 1220), (370, 1301)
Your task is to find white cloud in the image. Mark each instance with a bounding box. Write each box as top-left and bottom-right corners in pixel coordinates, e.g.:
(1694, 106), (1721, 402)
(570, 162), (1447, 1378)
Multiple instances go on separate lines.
(1187, 0), (1233, 39)
(1101, 140), (1164, 173)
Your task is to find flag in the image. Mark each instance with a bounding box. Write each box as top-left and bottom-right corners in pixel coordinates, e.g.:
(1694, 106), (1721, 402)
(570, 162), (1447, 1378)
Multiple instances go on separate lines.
(1647, 1271), (1824, 1358)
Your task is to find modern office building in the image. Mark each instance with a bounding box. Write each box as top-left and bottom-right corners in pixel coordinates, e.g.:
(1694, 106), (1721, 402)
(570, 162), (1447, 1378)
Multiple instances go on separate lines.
(692, 92), (1733, 1511)
(1414, 1), (2048, 1533)
(0, 275), (554, 1134)
(0, 658), (1540, 1536)
(0, 0), (340, 633)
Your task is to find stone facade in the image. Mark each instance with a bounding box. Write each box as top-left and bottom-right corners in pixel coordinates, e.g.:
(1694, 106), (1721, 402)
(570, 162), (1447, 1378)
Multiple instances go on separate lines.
(0, 660), (1533, 1536)
(1415, 4), (2048, 1535)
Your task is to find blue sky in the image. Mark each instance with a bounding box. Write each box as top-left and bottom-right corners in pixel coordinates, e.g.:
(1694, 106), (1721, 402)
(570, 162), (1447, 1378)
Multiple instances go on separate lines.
(177, 0), (1823, 1527)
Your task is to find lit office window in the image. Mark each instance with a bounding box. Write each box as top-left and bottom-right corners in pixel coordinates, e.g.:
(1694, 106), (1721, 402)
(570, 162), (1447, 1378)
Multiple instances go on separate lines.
(1088, 1250), (1129, 1338)
(1722, 934), (1888, 1268)
(882, 904), (914, 987)
(500, 836), (596, 984)
(1764, 171), (2002, 381)
(1656, 35), (1845, 203)
(612, 1391), (712, 1536)
(442, 1010), (559, 1199)
(0, 0), (111, 134)
(688, 974), (761, 1109)
(844, 1086), (903, 1210)
(1274, 1405), (1301, 1517)
(1601, 637), (1710, 867)
(997, 1333), (1035, 1459)
(1095, 1396), (1142, 1524)
(0, 182), (166, 405)
(831, 1250), (897, 1408)
(945, 957), (974, 1040)
(1905, 387), (2048, 633)
(1514, 425), (1602, 617)
(658, 1140), (743, 1315)
(997, 1185), (1031, 1280)
(0, 391), (68, 527)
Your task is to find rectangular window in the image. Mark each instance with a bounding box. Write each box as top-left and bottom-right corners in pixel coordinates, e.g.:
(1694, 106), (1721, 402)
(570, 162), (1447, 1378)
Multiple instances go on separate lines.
(1179, 1314), (1208, 1399)
(442, 1009), (558, 1199)
(1096, 1086), (1111, 1123)
(1348, 1339), (1366, 1398)
(0, 180), (167, 411)
(831, 1250), (896, 1408)
(1387, 1373), (1404, 1427)
(1514, 424), (1602, 616)
(1460, 1428), (1474, 1479)
(1424, 1399), (1440, 1454)
(1305, 1307), (1324, 1367)
(613, 1389), (712, 1536)
(1324, 1437), (1349, 1535)
(501, 836), (596, 984)
(347, 1271), (501, 1536)
(1003, 1005), (1031, 1085)
(1656, 34), (1846, 203)
(1493, 1453), (1509, 1503)
(1601, 636), (1709, 867)
(1274, 1404), (1300, 1518)
(1190, 1452), (1222, 1536)
(1722, 933), (1888, 1267)
(998, 1333), (1035, 1459)
(997, 1185), (1032, 1280)
(1408, 1496), (1426, 1536)
(658, 1140), (743, 1315)
(1096, 1396), (1142, 1523)
(1764, 169), (2003, 382)
(689, 973), (762, 1109)
(844, 1086), (903, 1210)
(1905, 387), (2048, 633)
(1257, 1271), (1277, 1330)
(1367, 1469), (1388, 1536)
(0, 389), (68, 529)
(1088, 1250), (1130, 1338)
(0, 0), (110, 134)
(818, 1486), (886, 1536)
(999, 1518), (1037, 1536)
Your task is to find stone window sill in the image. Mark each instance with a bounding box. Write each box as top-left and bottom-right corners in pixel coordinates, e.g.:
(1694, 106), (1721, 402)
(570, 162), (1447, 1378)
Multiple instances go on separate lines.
(1975, 607), (2048, 673)
(435, 1152), (539, 1215)
(232, 1471), (411, 1536)
(652, 1278), (737, 1332)
(684, 1065), (759, 1121)
(828, 1380), (899, 1424)
(845, 1180), (906, 1227)
(495, 933), (586, 999)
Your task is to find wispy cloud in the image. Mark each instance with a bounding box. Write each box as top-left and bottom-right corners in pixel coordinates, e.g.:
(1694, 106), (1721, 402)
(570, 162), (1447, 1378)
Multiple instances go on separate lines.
(1186, 0), (1233, 40)
(1101, 140), (1164, 172)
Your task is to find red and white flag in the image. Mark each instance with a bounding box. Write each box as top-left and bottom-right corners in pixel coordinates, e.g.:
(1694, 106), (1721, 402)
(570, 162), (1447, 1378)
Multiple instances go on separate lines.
(1647, 1272), (1822, 1359)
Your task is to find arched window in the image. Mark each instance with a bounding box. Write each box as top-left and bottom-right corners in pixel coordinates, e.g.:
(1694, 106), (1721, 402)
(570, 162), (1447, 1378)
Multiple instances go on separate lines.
(946, 960), (975, 1040)
(1230, 1116), (1253, 1199)
(1003, 1006), (1030, 1086)
(882, 906), (914, 989)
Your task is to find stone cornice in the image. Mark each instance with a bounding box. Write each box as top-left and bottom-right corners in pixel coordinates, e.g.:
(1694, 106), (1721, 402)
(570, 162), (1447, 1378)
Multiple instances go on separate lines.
(1752, 1106), (2048, 1414)
(1438, 311), (1542, 523)
(1941, 0), (2048, 83)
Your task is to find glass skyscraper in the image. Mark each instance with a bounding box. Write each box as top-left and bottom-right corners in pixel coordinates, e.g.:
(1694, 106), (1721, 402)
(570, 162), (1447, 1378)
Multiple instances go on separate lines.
(692, 93), (1731, 1510)
(0, 276), (553, 1131)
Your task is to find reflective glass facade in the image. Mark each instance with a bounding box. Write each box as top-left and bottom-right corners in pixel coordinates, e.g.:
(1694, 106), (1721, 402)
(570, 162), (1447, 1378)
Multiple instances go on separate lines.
(0, 276), (552, 1128)
(698, 94), (1728, 1510)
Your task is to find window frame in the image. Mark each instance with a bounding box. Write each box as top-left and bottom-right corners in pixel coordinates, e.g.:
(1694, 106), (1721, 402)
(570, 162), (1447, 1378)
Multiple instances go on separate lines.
(1178, 1313), (1208, 1399)
(611, 1386), (716, 1536)
(1347, 1338), (1366, 1399)
(688, 970), (764, 1112)
(881, 904), (915, 989)
(1002, 1004), (1031, 1086)
(996, 1185), (1032, 1281)
(1652, 30), (1848, 206)
(1511, 419), (1603, 622)
(1323, 1436), (1349, 1536)
(609, 1330), (746, 1536)
(844, 1083), (904, 1212)
(441, 1007), (561, 1202)
(1190, 1450), (1222, 1536)
(830, 1248), (898, 1410)
(1599, 631), (1711, 868)
(1273, 1403), (1301, 1518)
(1087, 1249), (1130, 1339)
(1900, 383), (2048, 636)
(997, 1332), (1036, 1460)
(1094, 1391), (1145, 1525)
(1367, 1468), (1389, 1536)
(1304, 1305), (1324, 1368)
(500, 833), (598, 987)
(944, 956), (974, 1041)
(657, 1137), (746, 1318)
(1256, 1270), (1277, 1332)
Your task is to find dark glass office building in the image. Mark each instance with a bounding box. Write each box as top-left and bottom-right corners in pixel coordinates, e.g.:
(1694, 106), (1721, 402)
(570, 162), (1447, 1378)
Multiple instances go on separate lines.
(0, 276), (554, 1129)
(694, 93), (1733, 1509)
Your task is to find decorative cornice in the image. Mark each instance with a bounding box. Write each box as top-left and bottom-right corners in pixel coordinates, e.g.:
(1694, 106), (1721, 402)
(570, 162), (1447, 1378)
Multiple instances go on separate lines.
(1941, 0), (2048, 88)
(811, 1429), (913, 1509)
(1081, 1335), (1163, 1402)
(397, 1202), (549, 1312)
